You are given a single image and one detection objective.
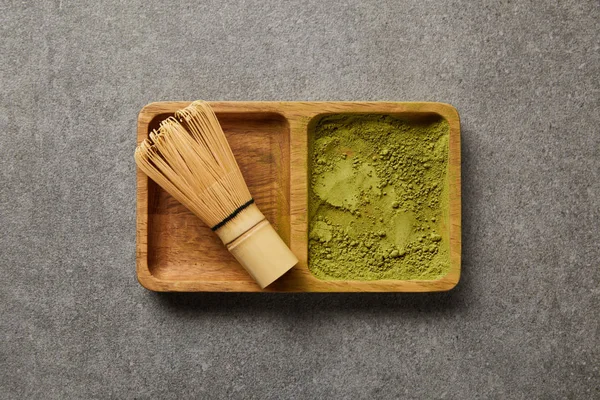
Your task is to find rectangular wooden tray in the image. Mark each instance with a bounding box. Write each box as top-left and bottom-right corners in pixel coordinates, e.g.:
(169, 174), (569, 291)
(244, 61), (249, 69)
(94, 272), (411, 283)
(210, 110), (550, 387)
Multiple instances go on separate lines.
(136, 101), (461, 292)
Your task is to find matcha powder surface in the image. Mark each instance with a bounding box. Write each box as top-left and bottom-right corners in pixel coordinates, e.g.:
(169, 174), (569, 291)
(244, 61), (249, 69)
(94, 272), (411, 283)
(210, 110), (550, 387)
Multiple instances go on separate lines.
(308, 114), (450, 281)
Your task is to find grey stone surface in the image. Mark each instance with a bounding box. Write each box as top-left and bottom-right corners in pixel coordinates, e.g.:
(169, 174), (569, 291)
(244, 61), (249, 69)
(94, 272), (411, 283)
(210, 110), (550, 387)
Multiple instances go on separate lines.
(1, 0), (598, 398)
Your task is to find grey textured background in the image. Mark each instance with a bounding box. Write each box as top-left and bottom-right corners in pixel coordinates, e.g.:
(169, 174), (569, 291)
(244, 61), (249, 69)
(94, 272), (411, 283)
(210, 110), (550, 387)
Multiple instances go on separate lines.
(1, 0), (598, 398)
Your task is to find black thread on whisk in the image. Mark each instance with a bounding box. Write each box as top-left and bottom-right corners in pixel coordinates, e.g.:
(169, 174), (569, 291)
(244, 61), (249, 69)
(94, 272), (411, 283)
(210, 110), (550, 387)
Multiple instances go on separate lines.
(211, 199), (255, 231)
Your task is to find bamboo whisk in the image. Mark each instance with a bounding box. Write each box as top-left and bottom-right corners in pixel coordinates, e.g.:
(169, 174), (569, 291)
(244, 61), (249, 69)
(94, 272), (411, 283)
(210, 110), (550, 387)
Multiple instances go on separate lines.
(135, 101), (298, 288)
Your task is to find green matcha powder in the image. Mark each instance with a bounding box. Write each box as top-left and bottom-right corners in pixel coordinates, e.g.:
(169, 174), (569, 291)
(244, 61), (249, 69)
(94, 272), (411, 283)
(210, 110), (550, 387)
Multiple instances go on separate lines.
(308, 114), (450, 280)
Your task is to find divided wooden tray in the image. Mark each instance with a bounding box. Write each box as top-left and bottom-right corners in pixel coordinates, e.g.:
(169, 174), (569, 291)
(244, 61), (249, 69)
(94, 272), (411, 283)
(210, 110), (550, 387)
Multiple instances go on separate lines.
(136, 102), (461, 292)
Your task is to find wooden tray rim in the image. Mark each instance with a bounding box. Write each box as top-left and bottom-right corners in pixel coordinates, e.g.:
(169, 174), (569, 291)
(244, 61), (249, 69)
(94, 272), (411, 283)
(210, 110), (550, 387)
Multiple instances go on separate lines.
(136, 101), (461, 292)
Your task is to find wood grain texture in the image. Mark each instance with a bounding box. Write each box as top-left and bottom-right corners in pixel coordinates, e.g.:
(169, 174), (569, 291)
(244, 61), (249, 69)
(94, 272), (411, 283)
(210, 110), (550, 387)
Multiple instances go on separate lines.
(136, 101), (461, 292)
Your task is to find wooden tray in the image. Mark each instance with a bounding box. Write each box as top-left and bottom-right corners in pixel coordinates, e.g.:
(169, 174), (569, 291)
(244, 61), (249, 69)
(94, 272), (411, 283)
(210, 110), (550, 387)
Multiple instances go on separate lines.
(136, 102), (461, 292)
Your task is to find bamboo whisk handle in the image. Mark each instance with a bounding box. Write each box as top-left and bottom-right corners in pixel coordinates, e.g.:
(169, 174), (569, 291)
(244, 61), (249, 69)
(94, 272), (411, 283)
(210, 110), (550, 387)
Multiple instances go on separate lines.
(214, 203), (297, 288)
(226, 220), (298, 289)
